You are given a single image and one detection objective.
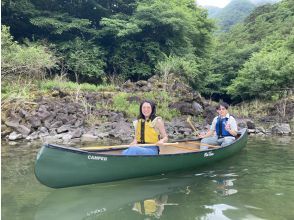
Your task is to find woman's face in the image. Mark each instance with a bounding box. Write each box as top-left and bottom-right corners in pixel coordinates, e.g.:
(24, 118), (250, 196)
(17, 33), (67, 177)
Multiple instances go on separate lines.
(141, 102), (152, 118)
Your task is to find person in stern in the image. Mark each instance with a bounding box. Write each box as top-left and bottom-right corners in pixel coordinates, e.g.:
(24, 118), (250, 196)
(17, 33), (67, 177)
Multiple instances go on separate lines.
(198, 102), (237, 150)
(122, 100), (168, 155)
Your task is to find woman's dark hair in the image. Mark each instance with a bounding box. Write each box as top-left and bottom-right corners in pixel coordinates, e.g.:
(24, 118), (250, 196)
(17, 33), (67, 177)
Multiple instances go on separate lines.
(138, 100), (157, 120)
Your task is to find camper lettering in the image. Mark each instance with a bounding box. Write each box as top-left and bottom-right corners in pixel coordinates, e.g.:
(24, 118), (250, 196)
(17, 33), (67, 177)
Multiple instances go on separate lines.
(88, 155), (107, 161)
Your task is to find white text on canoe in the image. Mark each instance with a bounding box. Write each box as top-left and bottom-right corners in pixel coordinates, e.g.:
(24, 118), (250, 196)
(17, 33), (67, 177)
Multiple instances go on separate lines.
(88, 155), (108, 161)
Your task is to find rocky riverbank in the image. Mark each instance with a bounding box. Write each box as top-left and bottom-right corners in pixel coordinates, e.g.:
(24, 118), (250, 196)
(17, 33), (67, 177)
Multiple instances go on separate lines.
(1, 76), (293, 145)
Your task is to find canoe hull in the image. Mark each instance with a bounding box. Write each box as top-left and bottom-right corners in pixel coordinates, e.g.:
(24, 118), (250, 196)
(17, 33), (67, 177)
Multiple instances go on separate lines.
(35, 129), (248, 188)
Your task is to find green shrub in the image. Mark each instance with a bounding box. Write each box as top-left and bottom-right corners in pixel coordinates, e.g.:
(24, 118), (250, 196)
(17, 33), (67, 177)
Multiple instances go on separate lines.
(39, 79), (116, 92)
(109, 91), (180, 121)
(1, 25), (57, 81)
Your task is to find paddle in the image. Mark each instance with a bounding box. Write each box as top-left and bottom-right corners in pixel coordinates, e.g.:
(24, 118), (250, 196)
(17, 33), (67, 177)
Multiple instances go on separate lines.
(81, 142), (184, 151)
(187, 116), (199, 135)
(184, 141), (219, 148)
(186, 116), (219, 149)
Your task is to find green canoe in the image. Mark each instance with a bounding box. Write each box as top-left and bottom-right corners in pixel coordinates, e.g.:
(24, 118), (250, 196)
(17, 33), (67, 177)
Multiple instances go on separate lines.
(35, 128), (248, 188)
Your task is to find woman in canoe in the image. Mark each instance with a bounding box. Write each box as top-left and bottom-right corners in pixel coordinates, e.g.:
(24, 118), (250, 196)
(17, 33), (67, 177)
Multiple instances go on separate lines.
(122, 100), (168, 155)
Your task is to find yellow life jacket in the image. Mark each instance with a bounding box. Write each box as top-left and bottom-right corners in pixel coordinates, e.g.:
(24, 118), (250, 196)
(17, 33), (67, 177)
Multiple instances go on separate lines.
(135, 117), (160, 144)
(133, 200), (157, 215)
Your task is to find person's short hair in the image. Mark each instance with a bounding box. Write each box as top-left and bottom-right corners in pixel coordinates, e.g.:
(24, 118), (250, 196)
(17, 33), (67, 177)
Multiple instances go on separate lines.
(218, 101), (229, 110)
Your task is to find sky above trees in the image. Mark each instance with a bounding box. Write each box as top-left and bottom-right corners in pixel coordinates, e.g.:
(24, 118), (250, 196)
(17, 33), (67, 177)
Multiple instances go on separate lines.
(197, 0), (231, 8)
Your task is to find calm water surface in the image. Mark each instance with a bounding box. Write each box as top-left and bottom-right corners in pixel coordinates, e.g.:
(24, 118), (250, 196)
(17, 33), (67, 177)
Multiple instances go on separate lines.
(1, 136), (294, 220)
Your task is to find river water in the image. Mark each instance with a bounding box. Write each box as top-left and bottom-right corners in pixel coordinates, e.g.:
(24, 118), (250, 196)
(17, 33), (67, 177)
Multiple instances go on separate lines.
(1, 136), (294, 220)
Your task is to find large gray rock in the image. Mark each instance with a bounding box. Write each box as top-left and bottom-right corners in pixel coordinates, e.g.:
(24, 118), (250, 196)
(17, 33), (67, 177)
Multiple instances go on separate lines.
(57, 125), (70, 134)
(271, 123), (291, 135)
(71, 128), (83, 138)
(1, 124), (13, 137)
(5, 117), (20, 128)
(203, 105), (217, 125)
(81, 134), (98, 142)
(37, 109), (51, 121)
(8, 132), (23, 140)
(16, 125), (31, 136)
(26, 131), (40, 140)
(50, 121), (63, 129)
(27, 116), (42, 128)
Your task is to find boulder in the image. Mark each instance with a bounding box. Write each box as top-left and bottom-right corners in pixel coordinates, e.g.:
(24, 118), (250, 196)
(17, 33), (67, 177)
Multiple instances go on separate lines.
(246, 120), (256, 129)
(37, 109), (51, 121)
(8, 132), (23, 141)
(57, 125), (70, 134)
(27, 116), (42, 128)
(81, 134), (98, 142)
(271, 123), (291, 135)
(16, 125), (31, 136)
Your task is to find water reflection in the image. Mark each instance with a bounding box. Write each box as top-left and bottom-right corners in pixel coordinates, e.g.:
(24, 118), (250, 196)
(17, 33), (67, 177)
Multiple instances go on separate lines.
(213, 179), (238, 196)
(131, 195), (172, 219)
(202, 204), (238, 220)
(35, 169), (249, 220)
(35, 176), (196, 220)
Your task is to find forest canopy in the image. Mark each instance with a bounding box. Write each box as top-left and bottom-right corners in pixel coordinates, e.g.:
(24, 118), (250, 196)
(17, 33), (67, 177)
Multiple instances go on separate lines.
(1, 0), (293, 102)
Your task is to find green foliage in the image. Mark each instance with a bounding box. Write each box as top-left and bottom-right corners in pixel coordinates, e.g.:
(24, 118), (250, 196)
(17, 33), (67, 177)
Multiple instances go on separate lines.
(1, 25), (57, 81)
(227, 40), (294, 100)
(30, 14), (92, 35)
(59, 37), (106, 81)
(109, 91), (180, 120)
(107, 40), (162, 80)
(111, 93), (139, 118)
(206, 38), (259, 97)
(1, 81), (33, 100)
(205, 0), (294, 102)
(99, 0), (214, 80)
(2, 0), (213, 83)
(156, 54), (203, 90)
(39, 79), (116, 92)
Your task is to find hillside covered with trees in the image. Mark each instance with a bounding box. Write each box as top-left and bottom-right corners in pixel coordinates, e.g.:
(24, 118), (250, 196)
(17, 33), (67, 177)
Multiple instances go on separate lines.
(205, 0), (280, 32)
(206, 0), (293, 102)
(1, 0), (293, 103)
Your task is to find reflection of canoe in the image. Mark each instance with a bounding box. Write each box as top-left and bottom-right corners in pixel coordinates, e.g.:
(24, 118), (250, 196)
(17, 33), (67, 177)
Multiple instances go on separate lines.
(35, 129), (247, 188)
(35, 175), (198, 220)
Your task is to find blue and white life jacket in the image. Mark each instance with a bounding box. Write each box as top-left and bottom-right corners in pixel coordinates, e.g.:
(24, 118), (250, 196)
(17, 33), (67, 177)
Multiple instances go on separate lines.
(216, 117), (233, 138)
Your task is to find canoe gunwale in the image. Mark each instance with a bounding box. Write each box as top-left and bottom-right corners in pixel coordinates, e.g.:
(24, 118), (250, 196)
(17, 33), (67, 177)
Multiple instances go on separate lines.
(44, 128), (247, 157)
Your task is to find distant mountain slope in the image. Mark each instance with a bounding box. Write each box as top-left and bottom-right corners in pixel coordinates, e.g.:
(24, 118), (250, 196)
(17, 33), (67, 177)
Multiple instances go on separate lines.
(250, 0), (280, 5)
(216, 0), (255, 31)
(204, 0), (280, 32)
(206, 6), (222, 18)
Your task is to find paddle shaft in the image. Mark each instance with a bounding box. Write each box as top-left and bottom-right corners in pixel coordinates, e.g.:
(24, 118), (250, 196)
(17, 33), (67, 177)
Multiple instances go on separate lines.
(184, 141), (219, 148)
(185, 117), (220, 148)
(81, 142), (180, 151)
(81, 141), (218, 151)
(187, 117), (199, 135)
